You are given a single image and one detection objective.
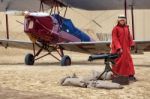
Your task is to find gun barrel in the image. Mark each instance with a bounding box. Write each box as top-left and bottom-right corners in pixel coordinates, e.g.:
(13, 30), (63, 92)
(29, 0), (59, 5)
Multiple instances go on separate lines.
(88, 54), (119, 61)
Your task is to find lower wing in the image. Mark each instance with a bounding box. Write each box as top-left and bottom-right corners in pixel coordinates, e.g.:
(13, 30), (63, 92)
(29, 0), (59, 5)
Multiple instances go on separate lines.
(59, 41), (111, 54)
(0, 39), (40, 50)
(0, 39), (150, 54)
(59, 40), (150, 54)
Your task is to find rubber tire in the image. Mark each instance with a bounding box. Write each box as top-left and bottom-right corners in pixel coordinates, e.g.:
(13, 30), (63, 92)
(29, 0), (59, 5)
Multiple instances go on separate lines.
(25, 53), (34, 65)
(61, 55), (71, 66)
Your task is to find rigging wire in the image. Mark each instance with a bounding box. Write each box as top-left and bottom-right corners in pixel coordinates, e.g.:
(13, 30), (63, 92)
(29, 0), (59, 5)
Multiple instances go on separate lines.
(83, 10), (121, 29)
(70, 8), (121, 31)
(70, 8), (104, 29)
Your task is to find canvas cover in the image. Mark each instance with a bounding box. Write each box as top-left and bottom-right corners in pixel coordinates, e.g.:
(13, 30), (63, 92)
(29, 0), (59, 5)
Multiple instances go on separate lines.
(53, 14), (91, 41)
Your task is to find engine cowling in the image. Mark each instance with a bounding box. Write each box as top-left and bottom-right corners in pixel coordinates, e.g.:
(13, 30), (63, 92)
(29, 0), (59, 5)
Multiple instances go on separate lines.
(24, 15), (60, 43)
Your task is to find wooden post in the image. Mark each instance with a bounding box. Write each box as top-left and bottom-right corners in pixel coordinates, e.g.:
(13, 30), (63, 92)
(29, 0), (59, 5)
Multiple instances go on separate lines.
(124, 0), (127, 20)
(131, 5), (135, 40)
(5, 14), (9, 39)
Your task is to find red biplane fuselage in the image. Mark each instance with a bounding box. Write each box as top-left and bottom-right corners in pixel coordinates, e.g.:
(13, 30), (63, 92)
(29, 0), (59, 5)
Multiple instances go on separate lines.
(24, 14), (93, 44)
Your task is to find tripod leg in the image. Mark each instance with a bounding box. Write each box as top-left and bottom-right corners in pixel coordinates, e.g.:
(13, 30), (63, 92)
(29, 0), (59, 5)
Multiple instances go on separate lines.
(97, 71), (105, 80)
(104, 72), (108, 80)
(110, 67), (119, 77)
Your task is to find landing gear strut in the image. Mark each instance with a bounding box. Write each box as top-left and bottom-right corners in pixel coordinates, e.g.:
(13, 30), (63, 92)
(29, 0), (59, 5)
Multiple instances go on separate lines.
(24, 43), (71, 66)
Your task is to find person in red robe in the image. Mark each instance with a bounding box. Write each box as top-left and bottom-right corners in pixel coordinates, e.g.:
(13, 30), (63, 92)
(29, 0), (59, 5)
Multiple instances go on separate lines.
(111, 15), (136, 81)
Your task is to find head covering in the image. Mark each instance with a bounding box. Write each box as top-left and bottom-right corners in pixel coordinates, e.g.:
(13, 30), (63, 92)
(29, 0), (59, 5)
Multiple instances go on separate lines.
(118, 15), (126, 21)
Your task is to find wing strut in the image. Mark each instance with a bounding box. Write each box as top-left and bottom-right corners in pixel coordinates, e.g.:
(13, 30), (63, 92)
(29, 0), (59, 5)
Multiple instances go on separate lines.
(40, 0), (44, 12)
(64, 6), (68, 17)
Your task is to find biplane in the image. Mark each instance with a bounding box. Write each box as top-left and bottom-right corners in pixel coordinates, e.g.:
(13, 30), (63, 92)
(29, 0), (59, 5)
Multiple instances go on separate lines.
(0, 0), (150, 66)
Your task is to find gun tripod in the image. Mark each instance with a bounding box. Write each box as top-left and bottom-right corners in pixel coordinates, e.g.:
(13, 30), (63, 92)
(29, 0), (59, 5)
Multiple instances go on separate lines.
(97, 58), (114, 80)
(88, 53), (119, 80)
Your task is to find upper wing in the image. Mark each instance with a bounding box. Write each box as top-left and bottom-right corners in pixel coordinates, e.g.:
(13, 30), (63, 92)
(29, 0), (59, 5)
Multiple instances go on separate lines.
(60, 0), (150, 10)
(59, 40), (150, 54)
(0, 0), (49, 11)
(1, 0), (150, 12)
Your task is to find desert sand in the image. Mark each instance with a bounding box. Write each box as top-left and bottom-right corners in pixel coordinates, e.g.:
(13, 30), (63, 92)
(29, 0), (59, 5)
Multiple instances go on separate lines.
(0, 47), (150, 99)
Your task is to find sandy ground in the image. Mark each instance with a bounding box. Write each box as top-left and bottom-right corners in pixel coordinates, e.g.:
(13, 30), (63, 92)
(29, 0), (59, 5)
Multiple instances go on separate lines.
(0, 48), (150, 99)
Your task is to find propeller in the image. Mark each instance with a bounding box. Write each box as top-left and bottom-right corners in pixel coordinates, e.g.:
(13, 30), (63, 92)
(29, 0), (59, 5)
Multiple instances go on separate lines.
(16, 20), (24, 25)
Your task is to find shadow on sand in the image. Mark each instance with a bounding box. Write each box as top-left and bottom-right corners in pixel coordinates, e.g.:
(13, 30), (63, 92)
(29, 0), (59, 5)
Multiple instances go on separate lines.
(0, 60), (103, 66)
(0, 61), (149, 68)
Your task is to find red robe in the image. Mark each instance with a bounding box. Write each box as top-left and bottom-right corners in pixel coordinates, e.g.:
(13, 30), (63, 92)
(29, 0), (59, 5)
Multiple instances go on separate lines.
(111, 24), (135, 76)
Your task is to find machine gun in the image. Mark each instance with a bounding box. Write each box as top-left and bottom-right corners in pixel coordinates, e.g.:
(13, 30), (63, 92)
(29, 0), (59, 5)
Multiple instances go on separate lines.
(88, 53), (120, 80)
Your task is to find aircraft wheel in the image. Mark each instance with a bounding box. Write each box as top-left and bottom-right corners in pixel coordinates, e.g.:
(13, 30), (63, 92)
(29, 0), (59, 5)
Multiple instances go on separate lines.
(61, 55), (71, 66)
(25, 53), (34, 65)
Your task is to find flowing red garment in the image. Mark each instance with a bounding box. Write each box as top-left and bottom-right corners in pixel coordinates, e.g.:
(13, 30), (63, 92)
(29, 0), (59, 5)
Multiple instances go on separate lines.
(111, 25), (135, 76)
